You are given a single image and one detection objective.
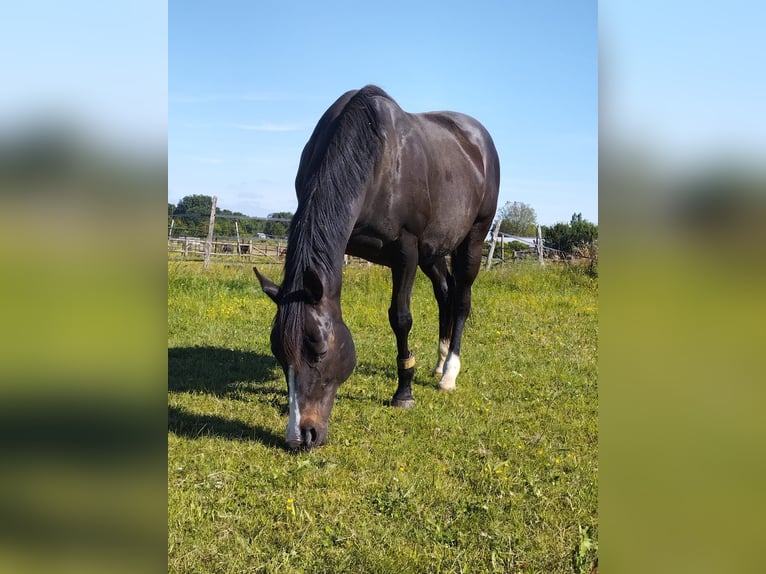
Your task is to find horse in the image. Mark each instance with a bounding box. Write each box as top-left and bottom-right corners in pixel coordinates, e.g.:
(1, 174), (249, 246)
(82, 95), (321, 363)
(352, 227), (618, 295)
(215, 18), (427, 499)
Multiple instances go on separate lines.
(254, 85), (500, 449)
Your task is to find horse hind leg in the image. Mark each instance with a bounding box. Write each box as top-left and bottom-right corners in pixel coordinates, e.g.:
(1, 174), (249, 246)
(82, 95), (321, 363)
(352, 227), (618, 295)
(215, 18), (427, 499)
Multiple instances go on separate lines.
(421, 257), (454, 377)
(434, 340), (449, 377)
(437, 228), (485, 391)
(438, 334), (462, 392)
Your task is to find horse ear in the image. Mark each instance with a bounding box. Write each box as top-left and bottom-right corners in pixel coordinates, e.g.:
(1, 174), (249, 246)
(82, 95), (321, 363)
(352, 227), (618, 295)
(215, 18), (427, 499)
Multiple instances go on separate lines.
(303, 267), (324, 305)
(253, 267), (280, 303)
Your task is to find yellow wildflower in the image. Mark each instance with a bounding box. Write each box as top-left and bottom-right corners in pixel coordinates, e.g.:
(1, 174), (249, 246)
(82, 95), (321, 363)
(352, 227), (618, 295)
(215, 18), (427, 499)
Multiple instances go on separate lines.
(285, 498), (296, 517)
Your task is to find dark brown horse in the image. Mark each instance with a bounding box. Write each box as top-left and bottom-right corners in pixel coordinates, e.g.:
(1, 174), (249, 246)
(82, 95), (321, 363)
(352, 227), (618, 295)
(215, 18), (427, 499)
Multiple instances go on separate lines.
(254, 85), (499, 449)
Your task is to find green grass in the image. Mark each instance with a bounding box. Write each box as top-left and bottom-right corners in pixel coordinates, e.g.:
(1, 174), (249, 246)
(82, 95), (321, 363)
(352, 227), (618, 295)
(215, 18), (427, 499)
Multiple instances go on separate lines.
(168, 261), (597, 573)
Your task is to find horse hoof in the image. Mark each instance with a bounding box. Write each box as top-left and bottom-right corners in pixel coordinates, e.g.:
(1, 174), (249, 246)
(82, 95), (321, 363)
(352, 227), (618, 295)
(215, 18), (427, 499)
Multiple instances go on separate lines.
(437, 380), (456, 392)
(432, 368), (443, 377)
(391, 398), (416, 409)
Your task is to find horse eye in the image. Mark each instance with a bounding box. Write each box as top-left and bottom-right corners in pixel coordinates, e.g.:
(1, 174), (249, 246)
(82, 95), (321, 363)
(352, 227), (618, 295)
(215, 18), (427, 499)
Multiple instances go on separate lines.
(304, 336), (327, 364)
(312, 346), (328, 363)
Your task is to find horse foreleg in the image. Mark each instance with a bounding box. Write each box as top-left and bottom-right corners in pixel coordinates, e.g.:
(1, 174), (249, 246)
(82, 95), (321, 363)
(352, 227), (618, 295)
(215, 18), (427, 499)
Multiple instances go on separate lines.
(389, 236), (419, 408)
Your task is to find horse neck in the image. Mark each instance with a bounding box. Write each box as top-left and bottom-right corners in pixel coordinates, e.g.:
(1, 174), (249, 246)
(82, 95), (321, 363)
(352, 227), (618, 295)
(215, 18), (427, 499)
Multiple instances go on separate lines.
(285, 188), (363, 303)
(315, 262), (344, 301)
(282, 240), (347, 303)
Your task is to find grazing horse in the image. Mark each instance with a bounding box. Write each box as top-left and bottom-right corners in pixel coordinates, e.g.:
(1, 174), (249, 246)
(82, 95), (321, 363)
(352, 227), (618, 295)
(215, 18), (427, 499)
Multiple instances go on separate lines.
(254, 85), (499, 449)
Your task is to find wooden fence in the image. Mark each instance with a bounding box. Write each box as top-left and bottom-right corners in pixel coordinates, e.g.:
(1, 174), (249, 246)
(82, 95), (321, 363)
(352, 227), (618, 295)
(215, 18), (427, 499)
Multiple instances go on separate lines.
(168, 237), (373, 266)
(168, 237), (286, 262)
(168, 236), (594, 268)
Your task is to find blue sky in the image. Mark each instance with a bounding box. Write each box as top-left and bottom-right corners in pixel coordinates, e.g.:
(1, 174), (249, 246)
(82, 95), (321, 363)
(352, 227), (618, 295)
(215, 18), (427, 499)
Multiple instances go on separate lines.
(1, 0), (167, 149)
(601, 0), (766, 165)
(169, 0), (598, 226)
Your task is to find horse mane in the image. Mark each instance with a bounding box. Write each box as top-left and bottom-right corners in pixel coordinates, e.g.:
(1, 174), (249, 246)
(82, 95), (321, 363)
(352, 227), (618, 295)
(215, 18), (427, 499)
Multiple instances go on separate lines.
(285, 85), (389, 286)
(278, 85), (390, 358)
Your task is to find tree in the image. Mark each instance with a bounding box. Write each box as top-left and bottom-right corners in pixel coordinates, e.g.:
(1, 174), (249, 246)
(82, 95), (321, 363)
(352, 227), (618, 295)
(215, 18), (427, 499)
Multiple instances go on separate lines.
(497, 201), (537, 236)
(542, 213), (598, 253)
(173, 194), (214, 217)
(171, 195), (214, 237)
(264, 211), (293, 238)
(542, 222), (573, 252)
(568, 213), (598, 247)
(267, 211), (293, 221)
(166, 196), (294, 238)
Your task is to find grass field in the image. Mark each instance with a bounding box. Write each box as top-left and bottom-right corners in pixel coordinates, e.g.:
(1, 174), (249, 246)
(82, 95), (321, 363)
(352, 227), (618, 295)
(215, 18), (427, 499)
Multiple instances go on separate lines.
(168, 260), (598, 573)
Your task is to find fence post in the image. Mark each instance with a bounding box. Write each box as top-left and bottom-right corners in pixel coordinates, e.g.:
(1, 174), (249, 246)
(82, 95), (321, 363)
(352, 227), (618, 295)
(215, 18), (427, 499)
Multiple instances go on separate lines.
(204, 195), (217, 269)
(537, 225), (544, 266)
(485, 220), (501, 270)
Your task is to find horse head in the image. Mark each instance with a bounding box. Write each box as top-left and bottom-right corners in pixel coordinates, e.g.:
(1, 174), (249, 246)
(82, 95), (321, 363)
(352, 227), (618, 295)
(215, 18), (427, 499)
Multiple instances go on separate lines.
(254, 266), (356, 449)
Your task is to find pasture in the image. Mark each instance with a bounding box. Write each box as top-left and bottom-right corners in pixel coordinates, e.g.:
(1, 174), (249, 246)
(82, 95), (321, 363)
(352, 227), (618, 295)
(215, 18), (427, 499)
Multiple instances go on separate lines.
(168, 261), (598, 573)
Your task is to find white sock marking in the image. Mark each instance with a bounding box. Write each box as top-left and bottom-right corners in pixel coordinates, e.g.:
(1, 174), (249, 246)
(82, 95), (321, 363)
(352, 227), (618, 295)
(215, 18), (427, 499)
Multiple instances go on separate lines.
(433, 339), (450, 376)
(286, 366), (302, 446)
(437, 352), (461, 391)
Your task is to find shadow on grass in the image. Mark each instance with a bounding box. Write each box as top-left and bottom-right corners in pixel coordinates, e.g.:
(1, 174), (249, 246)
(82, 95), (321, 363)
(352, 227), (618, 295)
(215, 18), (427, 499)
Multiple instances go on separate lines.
(354, 360), (437, 390)
(168, 346), (287, 448)
(168, 405), (284, 448)
(168, 346), (280, 396)
(168, 347), (428, 446)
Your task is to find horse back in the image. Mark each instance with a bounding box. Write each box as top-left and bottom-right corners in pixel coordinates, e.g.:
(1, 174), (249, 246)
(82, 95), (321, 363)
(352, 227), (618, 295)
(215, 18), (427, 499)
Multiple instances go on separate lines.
(355, 97), (499, 260)
(416, 110), (500, 222)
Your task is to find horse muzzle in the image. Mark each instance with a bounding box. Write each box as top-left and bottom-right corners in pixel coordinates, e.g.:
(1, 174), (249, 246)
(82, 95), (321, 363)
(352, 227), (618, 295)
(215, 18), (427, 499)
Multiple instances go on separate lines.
(286, 422), (327, 450)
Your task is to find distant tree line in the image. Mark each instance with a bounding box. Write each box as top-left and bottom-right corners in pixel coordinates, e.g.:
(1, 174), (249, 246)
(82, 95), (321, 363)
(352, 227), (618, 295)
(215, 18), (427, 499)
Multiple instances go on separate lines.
(495, 201), (597, 254)
(542, 213), (598, 254)
(168, 194), (293, 238)
(168, 195), (597, 253)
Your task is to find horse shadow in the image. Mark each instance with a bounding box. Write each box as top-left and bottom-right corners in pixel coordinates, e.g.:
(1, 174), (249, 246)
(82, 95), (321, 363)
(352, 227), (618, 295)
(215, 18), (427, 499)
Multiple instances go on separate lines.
(168, 346), (285, 447)
(167, 405), (284, 448)
(168, 346), (280, 395)
(168, 347), (431, 446)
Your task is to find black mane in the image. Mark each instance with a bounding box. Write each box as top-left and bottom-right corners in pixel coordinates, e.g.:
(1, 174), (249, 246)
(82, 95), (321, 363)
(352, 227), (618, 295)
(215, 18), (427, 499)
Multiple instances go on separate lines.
(277, 85), (390, 359)
(283, 85), (389, 291)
